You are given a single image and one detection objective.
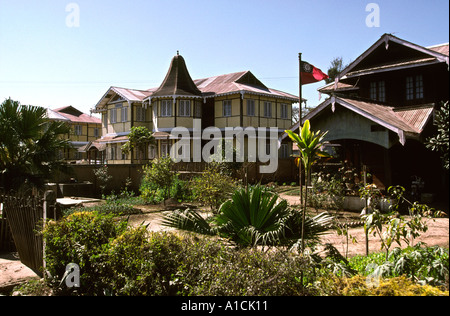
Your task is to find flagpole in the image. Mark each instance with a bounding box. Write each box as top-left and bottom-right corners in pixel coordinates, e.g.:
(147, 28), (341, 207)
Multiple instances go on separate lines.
(298, 53), (303, 209)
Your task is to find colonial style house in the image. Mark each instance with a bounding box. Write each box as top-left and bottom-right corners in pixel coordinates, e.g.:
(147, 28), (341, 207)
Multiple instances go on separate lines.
(47, 106), (102, 163)
(288, 34), (449, 196)
(93, 53), (298, 169)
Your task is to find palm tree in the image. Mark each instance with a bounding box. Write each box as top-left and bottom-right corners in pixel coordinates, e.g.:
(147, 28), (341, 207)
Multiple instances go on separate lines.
(0, 98), (71, 191)
(285, 120), (330, 253)
(162, 185), (332, 248)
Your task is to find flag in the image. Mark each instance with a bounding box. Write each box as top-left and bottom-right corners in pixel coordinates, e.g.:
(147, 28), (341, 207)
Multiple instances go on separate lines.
(300, 61), (329, 85)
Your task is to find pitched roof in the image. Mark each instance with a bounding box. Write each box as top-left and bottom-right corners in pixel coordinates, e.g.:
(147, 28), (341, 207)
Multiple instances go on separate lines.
(53, 106), (101, 124)
(284, 96), (434, 146)
(152, 54), (202, 97)
(338, 34), (449, 80)
(194, 71), (298, 101)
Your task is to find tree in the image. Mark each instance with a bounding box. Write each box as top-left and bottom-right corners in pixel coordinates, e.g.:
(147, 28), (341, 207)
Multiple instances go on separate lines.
(325, 57), (346, 84)
(426, 101), (449, 170)
(121, 126), (155, 160)
(140, 156), (175, 203)
(285, 120), (330, 253)
(0, 98), (71, 191)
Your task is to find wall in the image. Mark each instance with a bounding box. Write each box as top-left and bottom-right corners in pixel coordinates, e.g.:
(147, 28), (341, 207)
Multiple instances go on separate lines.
(53, 160), (298, 198)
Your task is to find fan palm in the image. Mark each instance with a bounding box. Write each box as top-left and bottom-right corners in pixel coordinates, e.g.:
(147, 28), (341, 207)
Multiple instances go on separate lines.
(162, 185), (332, 248)
(0, 98), (71, 191)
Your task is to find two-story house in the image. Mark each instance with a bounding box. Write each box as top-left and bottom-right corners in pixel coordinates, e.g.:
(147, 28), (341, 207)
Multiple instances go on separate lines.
(48, 106), (102, 163)
(93, 53), (298, 168)
(287, 34), (449, 196)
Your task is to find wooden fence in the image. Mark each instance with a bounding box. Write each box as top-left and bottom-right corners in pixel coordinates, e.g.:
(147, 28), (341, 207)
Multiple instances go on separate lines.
(0, 191), (56, 277)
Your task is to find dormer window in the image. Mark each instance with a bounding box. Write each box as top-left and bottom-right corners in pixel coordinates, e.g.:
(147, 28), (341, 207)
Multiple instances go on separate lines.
(406, 75), (424, 100)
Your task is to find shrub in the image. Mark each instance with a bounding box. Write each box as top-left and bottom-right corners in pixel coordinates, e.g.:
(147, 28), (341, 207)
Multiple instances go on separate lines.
(140, 157), (176, 203)
(320, 275), (448, 296)
(189, 162), (239, 211)
(43, 211), (128, 295)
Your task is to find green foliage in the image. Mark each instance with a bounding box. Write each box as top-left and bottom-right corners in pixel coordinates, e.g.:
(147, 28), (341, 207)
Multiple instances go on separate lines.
(93, 165), (112, 196)
(285, 120), (330, 254)
(189, 162), (239, 211)
(40, 210), (449, 296)
(0, 98), (71, 191)
(361, 185), (443, 259)
(42, 211), (128, 295)
(426, 101), (449, 170)
(121, 126), (154, 156)
(320, 275), (448, 296)
(140, 156), (175, 202)
(162, 185), (333, 248)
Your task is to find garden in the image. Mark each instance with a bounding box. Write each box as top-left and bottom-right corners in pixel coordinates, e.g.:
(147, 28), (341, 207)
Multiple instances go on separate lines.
(10, 121), (449, 296)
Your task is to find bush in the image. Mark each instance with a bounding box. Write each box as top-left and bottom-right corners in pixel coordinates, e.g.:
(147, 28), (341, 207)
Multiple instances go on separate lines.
(320, 275), (448, 296)
(43, 211), (128, 295)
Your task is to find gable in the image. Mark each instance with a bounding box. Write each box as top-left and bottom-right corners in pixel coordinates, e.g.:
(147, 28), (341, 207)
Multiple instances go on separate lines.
(235, 71), (268, 89)
(340, 34), (449, 79)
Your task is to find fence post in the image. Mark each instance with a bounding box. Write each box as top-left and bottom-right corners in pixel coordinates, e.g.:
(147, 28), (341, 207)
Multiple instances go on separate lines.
(42, 190), (56, 275)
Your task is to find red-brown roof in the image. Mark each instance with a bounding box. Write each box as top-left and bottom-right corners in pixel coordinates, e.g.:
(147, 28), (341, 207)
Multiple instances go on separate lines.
(54, 106), (101, 124)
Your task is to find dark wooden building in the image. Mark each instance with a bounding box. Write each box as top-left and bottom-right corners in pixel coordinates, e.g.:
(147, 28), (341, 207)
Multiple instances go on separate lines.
(289, 34), (449, 199)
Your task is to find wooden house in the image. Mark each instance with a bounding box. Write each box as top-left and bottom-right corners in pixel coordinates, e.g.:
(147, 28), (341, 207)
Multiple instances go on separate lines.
(93, 53), (298, 167)
(287, 34), (449, 197)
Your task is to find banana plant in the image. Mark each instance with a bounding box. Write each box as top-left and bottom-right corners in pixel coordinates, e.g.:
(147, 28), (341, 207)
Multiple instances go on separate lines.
(285, 120), (330, 253)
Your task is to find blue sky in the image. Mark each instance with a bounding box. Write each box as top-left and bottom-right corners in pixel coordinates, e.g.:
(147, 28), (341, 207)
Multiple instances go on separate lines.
(0, 0), (448, 116)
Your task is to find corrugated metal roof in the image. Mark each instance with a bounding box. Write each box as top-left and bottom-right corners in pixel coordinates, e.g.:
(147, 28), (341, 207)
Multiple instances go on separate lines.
(53, 106), (101, 124)
(427, 43), (449, 56)
(394, 104), (434, 132)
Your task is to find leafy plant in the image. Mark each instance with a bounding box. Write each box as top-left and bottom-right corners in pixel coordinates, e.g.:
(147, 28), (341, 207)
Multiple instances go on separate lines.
(93, 165), (112, 196)
(121, 126), (155, 158)
(162, 185), (332, 248)
(140, 156), (176, 203)
(189, 162), (238, 212)
(285, 120), (330, 253)
(426, 101), (449, 170)
(0, 98), (71, 191)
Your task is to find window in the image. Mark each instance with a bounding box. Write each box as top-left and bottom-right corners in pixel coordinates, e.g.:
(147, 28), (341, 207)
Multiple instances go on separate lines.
(148, 145), (156, 159)
(370, 81), (385, 102)
(103, 113), (108, 128)
(109, 146), (116, 160)
(415, 75), (424, 99)
(160, 100), (172, 117)
(110, 108), (117, 123)
(406, 75), (424, 100)
(194, 101), (202, 118)
(280, 143), (289, 158)
(136, 107), (146, 122)
(121, 107), (128, 122)
(370, 82), (377, 100)
(161, 141), (170, 157)
(179, 100), (191, 117)
(223, 100), (232, 117)
(247, 99), (255, 116)
(280, 103), (288, 119)
(94, 128), (99, 138)
(74, 125), (82, 136)
(264, 101), (272, 118)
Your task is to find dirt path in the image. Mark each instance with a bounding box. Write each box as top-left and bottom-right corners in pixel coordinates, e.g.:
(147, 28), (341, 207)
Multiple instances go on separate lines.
(279, 193), (449, 256)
